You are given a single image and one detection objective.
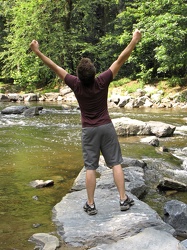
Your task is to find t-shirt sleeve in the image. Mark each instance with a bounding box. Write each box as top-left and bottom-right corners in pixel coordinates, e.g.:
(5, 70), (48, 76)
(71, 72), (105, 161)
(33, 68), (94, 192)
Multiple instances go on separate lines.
(96, 69), (113, 87)
(64, 74), (78, 91)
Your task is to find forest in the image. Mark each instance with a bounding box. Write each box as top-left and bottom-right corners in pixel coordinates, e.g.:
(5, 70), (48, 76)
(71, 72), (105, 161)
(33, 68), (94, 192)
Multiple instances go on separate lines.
(0, 0), (187, 91)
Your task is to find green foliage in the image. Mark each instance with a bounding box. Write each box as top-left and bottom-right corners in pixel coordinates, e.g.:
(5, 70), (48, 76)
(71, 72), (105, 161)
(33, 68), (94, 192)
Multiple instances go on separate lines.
(175, 90), (187, 102)
(167, 76), (183, 87)
(0, 0), (187, 90)
(110, 78), (132, 87)
(110, 78), (144, 94)
(123, 81), (144, 93)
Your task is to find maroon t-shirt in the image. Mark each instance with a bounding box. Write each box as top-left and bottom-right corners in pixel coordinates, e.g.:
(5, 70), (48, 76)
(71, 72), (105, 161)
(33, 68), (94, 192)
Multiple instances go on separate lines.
(64, 69), (113, 127)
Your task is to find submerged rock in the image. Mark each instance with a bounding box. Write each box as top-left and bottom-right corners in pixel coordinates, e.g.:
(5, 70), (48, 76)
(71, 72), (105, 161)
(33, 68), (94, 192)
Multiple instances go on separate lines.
(1, 105), (28, 114)
(30, 180), (54, 188)
(29, 233), (60, 250)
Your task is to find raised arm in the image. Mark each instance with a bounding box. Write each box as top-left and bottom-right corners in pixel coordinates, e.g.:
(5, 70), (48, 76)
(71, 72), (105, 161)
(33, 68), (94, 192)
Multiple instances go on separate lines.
(29, 40), (68, 80)
(109, 29), (141, 79)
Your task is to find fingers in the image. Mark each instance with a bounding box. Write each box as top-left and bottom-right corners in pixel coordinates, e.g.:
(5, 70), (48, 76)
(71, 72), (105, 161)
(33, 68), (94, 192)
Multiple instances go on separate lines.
(132, 29), (142, 43)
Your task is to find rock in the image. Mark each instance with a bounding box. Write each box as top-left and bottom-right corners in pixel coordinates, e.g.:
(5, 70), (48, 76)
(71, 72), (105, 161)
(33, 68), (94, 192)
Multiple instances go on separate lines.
(59, 85), (72, 96)
(71, 158), (147, 198)
(181, 239), (187, 248)
(121, 157), (147, 168)
(143, 98), (154, 108)
(147, 121), (176, 137)
(133, 96), (147, 107)
(124, 166), (148, 198)
(90, 227), (186, 250)
(52, 190), (174, 248)
(52, 157), (176, 249)
(0, 94), (9, 102)
(118, 96), (131, 107)
(32, 195), (39, 200)
(29, 233), (60, 250)
(30, 180), (54, 188)
(141, 136), (159, 147)
(23, 106), (43, 117)
(112, 117), (149, 136)
(23, 93), (39, 101)
(1, 105), (28, 114)
(151, 93), (163, 102)
(164, 200), (187, 237)
(157, 177), (187, 192)
(156, 146), (169, 153)
(44, 93), (60, 101)
(7, 93), (22, 102)
(112, 117), (176, 137)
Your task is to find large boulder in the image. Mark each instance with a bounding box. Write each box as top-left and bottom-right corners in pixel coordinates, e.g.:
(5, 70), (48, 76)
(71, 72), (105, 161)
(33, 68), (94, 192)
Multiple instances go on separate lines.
(52, 189), (174, 248)
(52, 158), (176, 249)
(112, 117), (176, 137)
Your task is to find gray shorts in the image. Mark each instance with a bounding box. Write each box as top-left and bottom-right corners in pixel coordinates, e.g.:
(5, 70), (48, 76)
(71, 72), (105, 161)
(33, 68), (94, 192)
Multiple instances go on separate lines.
(82, 122), (123, 170)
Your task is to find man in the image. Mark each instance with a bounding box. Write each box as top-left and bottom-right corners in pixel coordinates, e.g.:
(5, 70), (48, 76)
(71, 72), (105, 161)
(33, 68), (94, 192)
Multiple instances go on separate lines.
(30, 29), (141, 215)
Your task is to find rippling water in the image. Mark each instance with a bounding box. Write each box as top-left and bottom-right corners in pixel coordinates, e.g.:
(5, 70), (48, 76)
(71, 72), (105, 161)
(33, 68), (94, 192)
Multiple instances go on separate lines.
(0, 102), (187, 249)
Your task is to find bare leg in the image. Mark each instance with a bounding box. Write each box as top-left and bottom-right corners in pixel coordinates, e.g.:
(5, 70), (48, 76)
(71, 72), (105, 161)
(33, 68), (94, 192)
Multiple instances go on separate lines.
(112, 164), (127, 201)
(86, 169), (96, 205)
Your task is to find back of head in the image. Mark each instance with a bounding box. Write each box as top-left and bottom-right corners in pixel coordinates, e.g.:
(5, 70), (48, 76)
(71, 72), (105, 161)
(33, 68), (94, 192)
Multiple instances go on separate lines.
(76, 58), (96, 86)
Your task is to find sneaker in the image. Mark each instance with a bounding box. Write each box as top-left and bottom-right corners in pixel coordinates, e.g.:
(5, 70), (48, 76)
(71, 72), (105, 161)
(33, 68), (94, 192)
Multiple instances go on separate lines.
(83, 202), (98, 215)
(120, 195), (134, 211)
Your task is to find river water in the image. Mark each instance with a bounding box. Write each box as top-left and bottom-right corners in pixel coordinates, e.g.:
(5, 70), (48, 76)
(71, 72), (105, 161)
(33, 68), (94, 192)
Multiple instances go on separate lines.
(0, 102), (187, 249)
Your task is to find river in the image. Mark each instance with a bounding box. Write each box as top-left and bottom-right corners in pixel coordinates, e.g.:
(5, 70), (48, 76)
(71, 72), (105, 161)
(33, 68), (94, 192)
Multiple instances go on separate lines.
(0, 102), (187, 249)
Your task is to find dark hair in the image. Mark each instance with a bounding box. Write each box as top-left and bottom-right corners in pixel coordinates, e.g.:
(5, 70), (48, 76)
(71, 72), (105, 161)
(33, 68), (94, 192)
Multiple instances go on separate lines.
(76, 58), (96, 86)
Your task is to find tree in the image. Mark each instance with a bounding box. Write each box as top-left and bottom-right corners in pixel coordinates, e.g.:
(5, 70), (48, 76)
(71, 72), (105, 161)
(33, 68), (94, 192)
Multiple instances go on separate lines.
(0, 0), (186, 89)
(134, 0), (187, 81)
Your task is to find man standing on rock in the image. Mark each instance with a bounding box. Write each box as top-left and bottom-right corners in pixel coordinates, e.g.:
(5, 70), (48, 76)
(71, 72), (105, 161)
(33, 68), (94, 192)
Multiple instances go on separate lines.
(30, 29), (141, 215)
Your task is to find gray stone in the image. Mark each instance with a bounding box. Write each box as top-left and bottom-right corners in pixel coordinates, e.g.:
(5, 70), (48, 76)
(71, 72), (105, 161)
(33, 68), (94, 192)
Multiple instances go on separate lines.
(147, 121), (176, 137)
(90, 227), (186, 250)
(164, 200), (187, 237)
(23, 106), (43, 117)
(0, 94), (9, 102)
(52, 189), (175, 248)
(7, 93), (21, 102)
(112, 117), (176, 137)
(158, 177), (187, 192)
(142, 136), (160, 147)
(1, 105), (28, 114)
(181, 239), (187, 248)
(23, 93), (39, 102)
(29, 233), (60, 250)
(71, 159), (147, 198)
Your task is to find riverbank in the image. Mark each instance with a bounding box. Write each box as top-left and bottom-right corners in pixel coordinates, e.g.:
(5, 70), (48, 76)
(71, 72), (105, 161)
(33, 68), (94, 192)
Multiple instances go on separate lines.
(0, 82), (187, 110)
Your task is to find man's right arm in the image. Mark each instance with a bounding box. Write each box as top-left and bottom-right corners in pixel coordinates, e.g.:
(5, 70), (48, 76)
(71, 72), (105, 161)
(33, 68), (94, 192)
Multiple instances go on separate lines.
(30, 40), (68, 81)
(109, 29), (141, 79)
